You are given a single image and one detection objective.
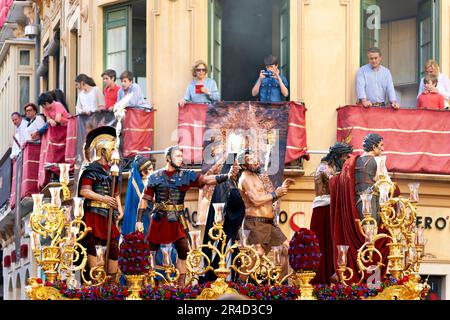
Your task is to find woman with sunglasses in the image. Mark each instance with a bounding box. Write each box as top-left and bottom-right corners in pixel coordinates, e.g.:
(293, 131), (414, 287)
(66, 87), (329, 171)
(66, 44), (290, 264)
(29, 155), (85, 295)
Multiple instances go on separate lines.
(178, 60), (220, 106)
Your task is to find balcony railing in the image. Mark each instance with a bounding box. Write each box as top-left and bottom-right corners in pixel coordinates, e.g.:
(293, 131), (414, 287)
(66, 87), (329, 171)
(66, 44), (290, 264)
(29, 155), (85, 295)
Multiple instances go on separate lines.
(2, 107), (154, 209)
(337, 105), (450, 175)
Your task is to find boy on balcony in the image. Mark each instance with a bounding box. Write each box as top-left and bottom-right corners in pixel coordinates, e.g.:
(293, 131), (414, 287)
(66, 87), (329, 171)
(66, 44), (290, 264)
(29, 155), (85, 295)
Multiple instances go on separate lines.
(417, 75), (445, 110)
(102, 69), (120, 111)
(117, 71), (151, 110)
(251, 55), (289, 102)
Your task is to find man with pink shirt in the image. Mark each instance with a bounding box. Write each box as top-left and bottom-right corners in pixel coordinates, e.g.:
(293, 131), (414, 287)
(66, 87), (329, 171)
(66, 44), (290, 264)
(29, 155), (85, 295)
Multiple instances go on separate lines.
(37, 92), (70, 126)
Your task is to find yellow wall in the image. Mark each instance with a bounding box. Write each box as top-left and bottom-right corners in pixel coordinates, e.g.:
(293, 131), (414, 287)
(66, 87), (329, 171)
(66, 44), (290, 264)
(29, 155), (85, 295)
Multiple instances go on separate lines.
(297, 0), (360, 175)
(147, 0), (209, 165)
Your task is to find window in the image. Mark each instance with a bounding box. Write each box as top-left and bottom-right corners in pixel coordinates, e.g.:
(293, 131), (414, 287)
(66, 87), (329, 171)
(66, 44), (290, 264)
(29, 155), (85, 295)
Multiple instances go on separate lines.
(104, 6), (130, 76)
(360, 0), (440, 107)
(210, 0), (290, 101)
(19, 50), (30, 66)
(19, 76), (30, 112)
(104, 1), (147, 96)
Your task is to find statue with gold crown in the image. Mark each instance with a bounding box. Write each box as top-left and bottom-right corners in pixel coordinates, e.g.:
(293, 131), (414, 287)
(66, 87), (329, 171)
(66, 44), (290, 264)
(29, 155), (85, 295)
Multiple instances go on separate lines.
(77, 126), (124, 285)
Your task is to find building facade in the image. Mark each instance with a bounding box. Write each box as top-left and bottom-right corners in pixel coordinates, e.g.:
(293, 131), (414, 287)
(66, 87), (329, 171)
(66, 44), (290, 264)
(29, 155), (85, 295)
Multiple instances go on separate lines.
(0, 0), (449, 299)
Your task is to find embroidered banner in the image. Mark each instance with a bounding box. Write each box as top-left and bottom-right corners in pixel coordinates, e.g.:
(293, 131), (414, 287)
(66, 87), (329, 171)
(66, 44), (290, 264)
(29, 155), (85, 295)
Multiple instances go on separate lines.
(178, 102), (308, 165)
(202, 101), (290, 187)
(337, 105), (450, 174)
(194, 101), (292, 226)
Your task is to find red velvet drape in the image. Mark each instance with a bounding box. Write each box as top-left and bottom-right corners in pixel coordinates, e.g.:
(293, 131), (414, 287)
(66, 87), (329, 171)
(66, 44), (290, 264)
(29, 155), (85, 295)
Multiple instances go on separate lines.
(21, 142), (40, 199)
(310, 204), (334, 285)
(122, 108), (154, 158)
(285, 102), (309, 162)
(38, 125), (67, 188)
(177, 103), (208, 165)
(64, 117), (78, 169)
(337, 105), (450, 174)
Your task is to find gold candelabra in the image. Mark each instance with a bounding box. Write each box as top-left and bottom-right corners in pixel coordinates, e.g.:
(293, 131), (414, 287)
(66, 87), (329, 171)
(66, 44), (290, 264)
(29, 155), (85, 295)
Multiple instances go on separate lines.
(249, 247), (292, 286)
(26, 164), (109, 299)
(336, 161), (428, 298)
(144, 246), (181, 287)
(186, 203), (261, 299)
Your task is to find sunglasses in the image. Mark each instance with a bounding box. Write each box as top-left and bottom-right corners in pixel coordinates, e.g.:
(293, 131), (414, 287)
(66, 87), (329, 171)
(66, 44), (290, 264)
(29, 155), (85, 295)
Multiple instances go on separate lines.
(196, 68), (206, 72)
(25, 109), (34, 112)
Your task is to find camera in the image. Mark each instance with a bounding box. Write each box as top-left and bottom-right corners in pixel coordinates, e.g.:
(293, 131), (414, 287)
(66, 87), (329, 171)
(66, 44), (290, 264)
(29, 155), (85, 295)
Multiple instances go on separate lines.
(262, 70), (274, 78)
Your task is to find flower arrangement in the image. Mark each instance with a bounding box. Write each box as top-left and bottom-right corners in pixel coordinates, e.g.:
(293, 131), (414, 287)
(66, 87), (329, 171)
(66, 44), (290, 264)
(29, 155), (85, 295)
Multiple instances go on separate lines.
(313, 275), (411, 300)
(46, 280), (128, 300)
(118, 231), (151, 275)
(140, 282), (300, 300)
(140, 284), (203, 300)
(228, 281), (300, 300)
(314, 284), (379, 300)
(288, 228), (321, 272)
(43, 276), (415, 300)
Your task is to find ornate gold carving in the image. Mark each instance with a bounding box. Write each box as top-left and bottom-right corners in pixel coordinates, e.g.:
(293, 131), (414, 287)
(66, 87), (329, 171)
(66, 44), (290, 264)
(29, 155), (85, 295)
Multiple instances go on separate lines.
(26, 278), (68, 300)
(125, 275), (145, 300)
(367, 275), (429, 300)
(197, 278), (239, 300)
(293, 271), (317, 300)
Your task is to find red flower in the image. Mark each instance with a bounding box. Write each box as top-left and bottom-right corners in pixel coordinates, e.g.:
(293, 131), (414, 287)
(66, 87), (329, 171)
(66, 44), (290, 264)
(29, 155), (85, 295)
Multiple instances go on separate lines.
(36, 278), (43, 284)
(288, 228), (321, 272)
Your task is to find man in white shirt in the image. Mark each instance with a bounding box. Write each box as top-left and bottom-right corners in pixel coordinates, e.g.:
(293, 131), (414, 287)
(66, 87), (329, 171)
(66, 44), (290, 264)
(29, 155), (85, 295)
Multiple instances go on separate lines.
(24, 103), (46, 140)
(10, 112), (30, 159)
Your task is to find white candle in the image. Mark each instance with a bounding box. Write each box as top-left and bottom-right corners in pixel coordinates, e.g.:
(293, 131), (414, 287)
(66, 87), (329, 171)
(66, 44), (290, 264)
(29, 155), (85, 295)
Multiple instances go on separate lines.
(32, 233), (40, 250)
(58, 163), (70, 185)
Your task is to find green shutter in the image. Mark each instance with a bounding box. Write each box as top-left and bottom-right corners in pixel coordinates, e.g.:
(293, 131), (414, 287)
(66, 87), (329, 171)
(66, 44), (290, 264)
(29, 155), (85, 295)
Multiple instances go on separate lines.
(104, 6), (131, 75)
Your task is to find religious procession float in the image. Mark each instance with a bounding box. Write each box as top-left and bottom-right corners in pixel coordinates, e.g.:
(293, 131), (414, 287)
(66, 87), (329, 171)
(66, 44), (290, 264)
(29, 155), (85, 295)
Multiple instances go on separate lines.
(23, 100), (429, 301)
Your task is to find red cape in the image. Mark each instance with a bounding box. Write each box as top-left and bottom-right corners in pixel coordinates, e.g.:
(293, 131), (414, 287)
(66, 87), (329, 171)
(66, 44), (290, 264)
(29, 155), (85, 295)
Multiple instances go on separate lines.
(329, 155), (389, 284)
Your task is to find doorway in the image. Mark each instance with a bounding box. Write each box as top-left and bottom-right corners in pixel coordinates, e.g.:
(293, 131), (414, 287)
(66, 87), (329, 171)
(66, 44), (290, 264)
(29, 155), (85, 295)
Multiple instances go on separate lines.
(210, 0), (289, 101)
(361, 0), (440, 107)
